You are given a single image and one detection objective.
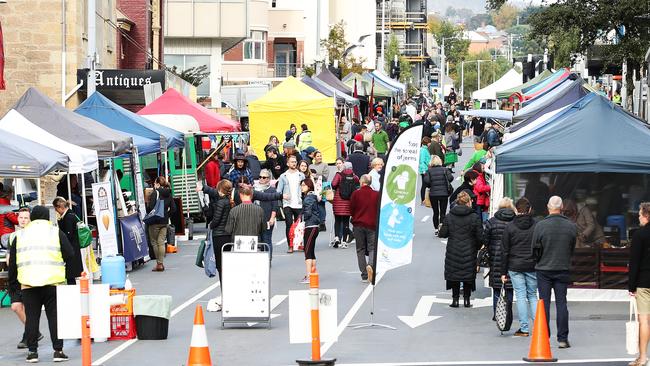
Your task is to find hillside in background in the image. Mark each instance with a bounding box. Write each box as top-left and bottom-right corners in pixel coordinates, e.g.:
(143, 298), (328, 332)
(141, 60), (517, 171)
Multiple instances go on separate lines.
(427, 0), (487, 14)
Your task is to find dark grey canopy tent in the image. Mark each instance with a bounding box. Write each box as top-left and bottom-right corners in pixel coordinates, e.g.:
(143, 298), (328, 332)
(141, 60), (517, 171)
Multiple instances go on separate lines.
(315, 68), (353, 95)
(0, 130), (69, 177)
(11, 88), (132, 158)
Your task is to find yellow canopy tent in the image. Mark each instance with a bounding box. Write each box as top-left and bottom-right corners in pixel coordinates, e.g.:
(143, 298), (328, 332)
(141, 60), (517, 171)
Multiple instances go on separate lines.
(249, 76), (337, 163)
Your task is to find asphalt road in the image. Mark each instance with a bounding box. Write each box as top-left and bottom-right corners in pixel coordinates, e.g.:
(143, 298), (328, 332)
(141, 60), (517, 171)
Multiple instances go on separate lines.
(0, 140), (636, 365)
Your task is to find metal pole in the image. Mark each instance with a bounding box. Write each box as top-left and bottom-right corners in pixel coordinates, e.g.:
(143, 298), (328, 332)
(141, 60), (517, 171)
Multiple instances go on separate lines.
(67, 174), (72, 203)
(477, 61), (481, 90)
(380, 0), (386, 73)
(81, 174), (88, 224)
(461, 61), (464, 101)
(61, 0), (66, 106)
(86, 0), (96, 97)
(440, 38), (445, 96)
(80, 272), (92, 366)
(622, 59), (628, 109)
(37, 178), (41, 205)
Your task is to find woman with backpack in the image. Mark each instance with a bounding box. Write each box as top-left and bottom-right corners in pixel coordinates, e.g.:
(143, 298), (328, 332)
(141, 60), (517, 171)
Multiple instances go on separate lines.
(146, 177), (176, 272)
(300, 178), (322, 283)
(423, 155), (453, 236)
(331, 161), (359, 249)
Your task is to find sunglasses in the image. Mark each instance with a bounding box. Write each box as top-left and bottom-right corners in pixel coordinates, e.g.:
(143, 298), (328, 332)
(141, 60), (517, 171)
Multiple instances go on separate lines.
(260, 176), (270, 179)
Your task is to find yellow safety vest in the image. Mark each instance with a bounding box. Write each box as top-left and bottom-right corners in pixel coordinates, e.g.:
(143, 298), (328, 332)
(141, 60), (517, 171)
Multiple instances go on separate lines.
(16, 220), (66, 287)
(297, 131), (313, 152)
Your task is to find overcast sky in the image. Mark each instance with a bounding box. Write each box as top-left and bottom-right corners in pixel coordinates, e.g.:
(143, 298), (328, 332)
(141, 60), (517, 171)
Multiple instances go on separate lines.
(427, 0), (548, 14)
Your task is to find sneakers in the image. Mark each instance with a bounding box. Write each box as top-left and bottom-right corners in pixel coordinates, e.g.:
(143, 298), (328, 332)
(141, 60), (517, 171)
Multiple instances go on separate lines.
(434, 229), (439, 236)
(331, 238), (340, 248)
(361, 278), (369, 283)
(558, 340), (571, 349)
(53, 350), (69, 362)
(26, 352), (38, 363)
(300, 276), (309, 284)
(513, 329), (529, 337)
(339, 243), (348, 249)
(366, 265), (374, 283)
(18, 333), (44, 349)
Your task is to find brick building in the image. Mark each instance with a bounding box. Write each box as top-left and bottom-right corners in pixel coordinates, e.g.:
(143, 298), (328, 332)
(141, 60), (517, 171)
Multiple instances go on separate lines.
(116, 0), (163, 70)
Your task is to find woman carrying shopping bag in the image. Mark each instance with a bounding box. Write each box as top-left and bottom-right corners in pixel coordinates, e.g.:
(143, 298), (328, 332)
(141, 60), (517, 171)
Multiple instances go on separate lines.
(628, 202), (650, 365)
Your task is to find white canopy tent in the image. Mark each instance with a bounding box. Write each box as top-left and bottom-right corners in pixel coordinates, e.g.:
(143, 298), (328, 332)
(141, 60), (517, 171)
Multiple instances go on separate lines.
(141, 114), (201, 134)
(472, 69), (523, 101)
(0, 110), (99, 173)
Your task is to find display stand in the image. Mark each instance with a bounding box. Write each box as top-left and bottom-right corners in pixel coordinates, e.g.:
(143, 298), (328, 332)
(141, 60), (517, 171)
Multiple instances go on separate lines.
(221, 242), (271, 328)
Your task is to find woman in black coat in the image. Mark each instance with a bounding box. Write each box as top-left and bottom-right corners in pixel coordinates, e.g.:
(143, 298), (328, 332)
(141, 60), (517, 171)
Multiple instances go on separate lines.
(423, 155), (453, 234)
(449, 170), (478, 211)
(483, 198), (516, 319)
(208, 180), (233, 290)
(439, 191), (483, 308)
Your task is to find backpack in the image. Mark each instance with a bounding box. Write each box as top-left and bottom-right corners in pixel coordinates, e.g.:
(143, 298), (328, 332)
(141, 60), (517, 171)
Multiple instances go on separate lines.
(338, 172), (356, 200)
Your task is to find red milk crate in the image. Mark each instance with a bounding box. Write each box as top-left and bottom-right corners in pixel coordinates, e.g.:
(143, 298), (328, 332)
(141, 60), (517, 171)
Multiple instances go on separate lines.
(109, 315), (136, 341)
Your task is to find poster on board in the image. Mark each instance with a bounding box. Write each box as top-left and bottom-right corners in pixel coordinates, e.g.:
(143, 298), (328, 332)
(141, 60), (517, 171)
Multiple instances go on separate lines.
(92, 181), (118, 256)
(119, 214), (149, 262)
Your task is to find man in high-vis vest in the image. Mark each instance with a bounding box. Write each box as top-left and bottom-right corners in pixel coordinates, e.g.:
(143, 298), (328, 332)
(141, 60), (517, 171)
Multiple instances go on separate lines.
(8, 206), (75, 363)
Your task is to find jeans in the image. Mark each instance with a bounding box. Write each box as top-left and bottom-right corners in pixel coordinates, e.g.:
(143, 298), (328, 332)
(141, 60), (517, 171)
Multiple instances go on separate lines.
(492, 286), (514, 317)
(23, 286), (62, 352)
(353, 227), (376, 279)
(283, 207), (302, 248)
(261, 224), (274, 259)
(537, 270), (570, 341)
(334, 215), (351, 241)
(429, 195), (449, 229)
(509, 271), (538, 333)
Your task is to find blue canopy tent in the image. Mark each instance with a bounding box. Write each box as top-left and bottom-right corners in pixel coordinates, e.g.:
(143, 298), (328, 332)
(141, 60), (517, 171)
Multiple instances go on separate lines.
(75, 92), (184, 155)
(510, 76), (589, 130)
(496, 93), (650, 174)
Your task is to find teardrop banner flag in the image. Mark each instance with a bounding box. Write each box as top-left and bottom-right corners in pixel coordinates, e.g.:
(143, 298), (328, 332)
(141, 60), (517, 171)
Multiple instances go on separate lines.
(375, 124), (423, 276)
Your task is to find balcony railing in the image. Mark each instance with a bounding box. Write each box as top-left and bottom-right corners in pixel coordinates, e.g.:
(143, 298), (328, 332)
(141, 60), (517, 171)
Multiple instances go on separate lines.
(254, 63), (304, 78)
(399, 43), (424, 57)
(376, 10), (427, 24)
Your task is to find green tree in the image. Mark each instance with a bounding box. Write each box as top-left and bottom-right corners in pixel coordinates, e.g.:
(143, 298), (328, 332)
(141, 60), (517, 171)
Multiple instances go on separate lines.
(507, 24), (545, 57)
(468, 13), (492, 30)
(428, 16), (470, 65)
(384, 34), (413, 85)
(452, 51), (514, 98)
(320, 20), (366, 78)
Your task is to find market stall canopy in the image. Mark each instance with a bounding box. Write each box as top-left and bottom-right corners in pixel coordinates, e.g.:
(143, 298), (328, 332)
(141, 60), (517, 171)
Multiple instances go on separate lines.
(0, 110), (98, 173)
(342, 72), (396, 98)
(0, 130), (69, 177)
(301, 76), (359, 107)
(75, 93), (162, 156)
(510, 76), (587, 129)
(496, 69), (552, 100)
(141, 114), (201, 134)
(496, 93), (650, 174)
(518, 68), (570, 103)
(248, 76), (336, 162)
(11, 87), (132, 158)
(137, 88), (240, 132)
(362, 72), (400, 97)
(315, 68), (353, 95)
(472, 69), (523, 101)
(370, 70), (406, 94)
(503, 105), (570, 143)
(342, 72), (370, 94)
(459, 109), (514, 121)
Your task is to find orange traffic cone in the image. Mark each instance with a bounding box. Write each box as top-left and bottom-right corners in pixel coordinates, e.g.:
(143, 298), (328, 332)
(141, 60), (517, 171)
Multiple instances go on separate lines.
(187, 305), (212, 366)
(523, 299), (557, 362)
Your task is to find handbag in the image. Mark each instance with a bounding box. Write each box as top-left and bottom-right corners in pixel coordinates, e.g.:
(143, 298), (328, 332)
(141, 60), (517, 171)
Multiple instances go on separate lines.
(423, 189), (431, 207)
(290, 218), (305, 251)
(495, 283), (513, 333)
(627, 297), (640, 355)
(195, 237), (207, 268)
(203, 233), (217, 278)
(75, 215), (93, 249)
(143, 191), (166, 225)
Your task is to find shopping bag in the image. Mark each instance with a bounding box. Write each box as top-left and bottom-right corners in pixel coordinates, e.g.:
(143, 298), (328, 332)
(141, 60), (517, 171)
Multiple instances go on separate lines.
(143, 191), (165, 225)
(444, 151), (458, 164)
(627, 297), (640, 355)
(75, 215), (93, 249)
(290, 219), (305, 251)
(195, 237), (207, 268)
(203, 234), (217, 278)
(495, 284), (513, 332)
(424, 189), (431, 207)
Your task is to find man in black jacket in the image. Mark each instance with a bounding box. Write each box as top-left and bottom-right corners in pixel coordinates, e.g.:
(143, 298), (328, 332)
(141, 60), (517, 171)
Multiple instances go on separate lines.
(347, 142), (370, 178)
(53, 197), (83, 284)
(501, 197), (539, 337)
(531, 196), (576, 348)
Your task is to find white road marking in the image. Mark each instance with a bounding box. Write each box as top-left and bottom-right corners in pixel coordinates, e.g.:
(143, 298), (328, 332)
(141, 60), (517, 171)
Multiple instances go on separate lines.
(92, 282), (221, 365)
(332, 359), (634, 366)
(321, 273), (384, 356)
(397, 296), (442, 328)
(274, 238), (288, 246)
(247, 294), (288, 326)
(421, 215), (430, 222)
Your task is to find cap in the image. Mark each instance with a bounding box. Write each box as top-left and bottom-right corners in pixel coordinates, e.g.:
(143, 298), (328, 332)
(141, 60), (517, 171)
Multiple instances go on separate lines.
(283, 141), (296, 149)
(304, 146), (316, 154)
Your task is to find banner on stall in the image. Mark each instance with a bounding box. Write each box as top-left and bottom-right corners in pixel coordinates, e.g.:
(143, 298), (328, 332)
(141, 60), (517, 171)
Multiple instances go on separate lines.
(131, 147), (147, 221)
(119, 213), (149, 262)
(375, 124), (422, 274)
(92, 181), (118, 256)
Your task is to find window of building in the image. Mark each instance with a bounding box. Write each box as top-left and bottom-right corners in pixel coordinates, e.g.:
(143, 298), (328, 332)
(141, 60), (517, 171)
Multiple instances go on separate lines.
(164, 54), (211, 96)
(243, 31), (266, 61)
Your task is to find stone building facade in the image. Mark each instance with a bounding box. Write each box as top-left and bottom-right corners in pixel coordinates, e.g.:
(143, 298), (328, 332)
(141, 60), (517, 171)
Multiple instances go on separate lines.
(0, 0), (117, 113)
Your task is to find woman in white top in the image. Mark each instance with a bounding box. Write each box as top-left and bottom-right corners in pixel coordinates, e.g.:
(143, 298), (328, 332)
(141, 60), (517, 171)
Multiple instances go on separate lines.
(369, 158), (384, 191)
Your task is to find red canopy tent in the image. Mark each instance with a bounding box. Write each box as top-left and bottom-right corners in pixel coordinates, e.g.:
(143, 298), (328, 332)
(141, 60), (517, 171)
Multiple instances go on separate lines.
(137, 88), (240, 132)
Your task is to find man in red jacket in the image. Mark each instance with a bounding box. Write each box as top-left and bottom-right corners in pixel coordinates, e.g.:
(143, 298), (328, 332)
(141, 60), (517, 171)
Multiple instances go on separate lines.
(204, 150), (221, 188)
(349, 174), (379, 283)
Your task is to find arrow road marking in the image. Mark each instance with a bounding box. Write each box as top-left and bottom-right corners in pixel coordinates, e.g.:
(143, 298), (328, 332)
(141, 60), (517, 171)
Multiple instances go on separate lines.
(421, 215), (430, 222)
(397, 296), (442, 328)
(247, 294), (288, 326)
